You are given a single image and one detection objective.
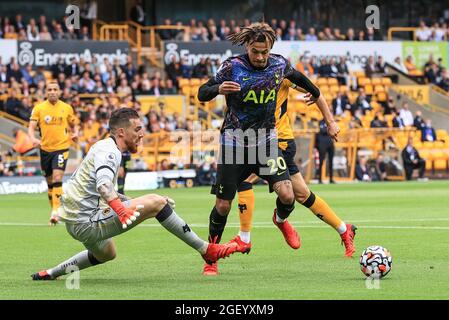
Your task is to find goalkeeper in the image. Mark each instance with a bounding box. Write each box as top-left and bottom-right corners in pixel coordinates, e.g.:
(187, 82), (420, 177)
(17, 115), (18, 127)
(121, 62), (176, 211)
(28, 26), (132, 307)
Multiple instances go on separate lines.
(32, 108), (238, 280)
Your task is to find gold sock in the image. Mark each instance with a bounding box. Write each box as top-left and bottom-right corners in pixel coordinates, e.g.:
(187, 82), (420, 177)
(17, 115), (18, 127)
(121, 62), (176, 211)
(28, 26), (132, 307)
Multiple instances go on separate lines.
(52, 182), (63, 212)
(303, 192), (343, 231)
(237, 184), (255, 233)
(47, 185), (53, 210)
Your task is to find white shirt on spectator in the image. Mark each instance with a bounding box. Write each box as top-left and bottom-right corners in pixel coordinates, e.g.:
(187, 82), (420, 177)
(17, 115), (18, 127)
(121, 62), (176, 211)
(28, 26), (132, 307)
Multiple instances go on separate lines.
(416, 27), (431, 41)
(399, 108), (414, 126)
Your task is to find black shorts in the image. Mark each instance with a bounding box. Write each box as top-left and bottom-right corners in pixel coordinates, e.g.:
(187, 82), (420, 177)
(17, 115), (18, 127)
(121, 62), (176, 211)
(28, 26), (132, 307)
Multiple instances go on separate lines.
(211, 142), (290, 200)
(280, 139), (300, 176)
(40, 149), (69, 177)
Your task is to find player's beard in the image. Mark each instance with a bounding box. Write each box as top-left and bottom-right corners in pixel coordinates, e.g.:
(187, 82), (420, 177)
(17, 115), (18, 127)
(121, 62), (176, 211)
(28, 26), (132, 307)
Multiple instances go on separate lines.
(126, 138), (140, 153)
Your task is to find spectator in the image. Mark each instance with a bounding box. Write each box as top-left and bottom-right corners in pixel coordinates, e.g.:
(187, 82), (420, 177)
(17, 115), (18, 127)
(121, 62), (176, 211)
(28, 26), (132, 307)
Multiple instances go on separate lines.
(365, 27), (381, 41)
(79, 26), (90, 40)
(392, 57), (408, 73)
(370, 112), (387, 128)
(353, 88), (372, 115)
(383, 97), (397, 115)
(333, 28), (345, 40)
(416, 20), (431, 41)
(336, 56), (349, 85)
(332, 91), (351, 116)
(355, 156), (371, 181)
(399, 102), (414, 126)
(65, 57), (79, 77)
(148, 77), (162, 96)
(375, 56), (387, 75)
(52, 23), (65, 40)
(315, 119), (335, 184)
(7, 62), (22, 83)
(346, 28), (355, 41)
(305, 27), (318, 41)
(357, 30), (365, 41)
(364, 55), (377, 78)
(192, 58), (208, 78)
(402, 137), (426, 180)
(413, 110), (426, 130)
(421, 119), (437, 142)
(437, 68), (449, 91)
(39, 25), (52, 40)
(404, 55), (422, 76)
(373, 153), (387, 181)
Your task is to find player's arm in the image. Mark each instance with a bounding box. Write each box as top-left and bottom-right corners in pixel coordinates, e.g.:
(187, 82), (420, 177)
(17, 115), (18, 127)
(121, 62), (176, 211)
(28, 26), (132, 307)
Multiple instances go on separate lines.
(286, 70), (339, 141)
(28, 120), (41, 147)
(198, 59), (239, 101)
(96, 157), (140, 229)
(68, 107), (79, 142)
(197, 77), (241, 101)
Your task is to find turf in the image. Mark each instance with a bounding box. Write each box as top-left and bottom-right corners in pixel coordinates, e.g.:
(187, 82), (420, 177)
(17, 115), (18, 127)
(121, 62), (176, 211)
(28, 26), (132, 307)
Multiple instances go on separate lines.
(0, 181), (448, 300)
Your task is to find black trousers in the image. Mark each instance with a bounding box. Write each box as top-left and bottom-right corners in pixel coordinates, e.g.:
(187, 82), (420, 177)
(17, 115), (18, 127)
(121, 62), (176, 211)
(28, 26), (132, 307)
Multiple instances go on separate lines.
(404, 159), (426, 180)
(318, 143), (335, 182)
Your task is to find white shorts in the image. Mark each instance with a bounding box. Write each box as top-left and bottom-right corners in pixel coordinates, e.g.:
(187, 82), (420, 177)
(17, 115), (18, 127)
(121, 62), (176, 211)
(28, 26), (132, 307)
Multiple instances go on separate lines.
(65, 201), (133, 253)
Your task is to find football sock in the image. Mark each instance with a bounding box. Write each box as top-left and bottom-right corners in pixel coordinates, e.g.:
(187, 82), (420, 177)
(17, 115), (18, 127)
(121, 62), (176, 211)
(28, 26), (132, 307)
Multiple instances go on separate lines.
(156, 204), (208, 254)
(237, 182), (254, 243)
(47, 250), (103, 278)
(238, 231), (251, 244)
(208, 206), (228, 244)
(47, 183), (53, 210)
(302, 191), (345, 233)
(275, 197), (295, 222)
(52, 182), (63, 211)
(117, 177), (125, 195)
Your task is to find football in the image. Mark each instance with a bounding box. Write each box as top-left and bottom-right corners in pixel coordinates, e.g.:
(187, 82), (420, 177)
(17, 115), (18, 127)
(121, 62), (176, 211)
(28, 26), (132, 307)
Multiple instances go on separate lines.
(360, 246), (393, 278)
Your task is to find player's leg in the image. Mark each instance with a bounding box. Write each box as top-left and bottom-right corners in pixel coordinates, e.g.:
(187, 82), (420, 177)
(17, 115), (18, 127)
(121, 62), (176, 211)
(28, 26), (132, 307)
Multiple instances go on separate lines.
(230, 173), (259, 252)
(50, 168), (64, 225)
(291, 172), (357, 257)
(32, 239), (117, 280)
(259, 146), (298, 249)
(45, 176), (53, 211)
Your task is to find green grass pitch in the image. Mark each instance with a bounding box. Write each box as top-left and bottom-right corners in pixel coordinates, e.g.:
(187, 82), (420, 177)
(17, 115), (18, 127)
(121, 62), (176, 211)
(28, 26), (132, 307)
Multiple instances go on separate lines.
(1, 181), (448, 300)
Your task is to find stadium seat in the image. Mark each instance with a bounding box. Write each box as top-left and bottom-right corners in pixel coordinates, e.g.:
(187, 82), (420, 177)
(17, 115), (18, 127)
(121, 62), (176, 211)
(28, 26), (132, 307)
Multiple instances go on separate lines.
(376, 91), (388, 102)
(190, 78), (201, 86)
(179, 78), (190, 87)
(330, 85), (340, 93)
(358, 78), (371, 86)
(364, 85), (373, 95)
(319, 85), (330, 93)
(327, 78), (338, 85)
(374, 85), (385, 93)
(382, 77), (392, 86)
(316, 78), (328, 86)
(371, 78), (382, 85)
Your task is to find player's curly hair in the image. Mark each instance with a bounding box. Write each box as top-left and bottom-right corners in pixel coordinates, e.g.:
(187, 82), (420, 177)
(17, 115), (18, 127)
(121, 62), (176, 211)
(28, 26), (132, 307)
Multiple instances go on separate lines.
(227, 22), (276, 48)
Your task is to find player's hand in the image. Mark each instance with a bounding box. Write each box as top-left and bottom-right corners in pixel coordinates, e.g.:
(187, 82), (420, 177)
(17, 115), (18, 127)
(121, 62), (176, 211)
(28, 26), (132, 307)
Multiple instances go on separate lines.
(165, 196), (176, 209)
(327, 121), (340, 142)
(119, 204), (144, 229)
(304, 92), (318, 106)
(219, 81), (241, 95)
(31, 137), (41, 147)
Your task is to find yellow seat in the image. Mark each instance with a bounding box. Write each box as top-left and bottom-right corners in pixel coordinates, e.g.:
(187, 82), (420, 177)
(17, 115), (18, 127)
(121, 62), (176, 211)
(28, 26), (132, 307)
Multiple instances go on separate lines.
(374, 85), (385, 93)
(189, 78), (201, 86)
(364, 84), (373, 95)
(358, 78), (371, 86)
(179, 78), (190, 87)
(382, 77), (392, 86)
(319, 85), (330, 93)
(327, 78), (338, 85)
(371, 78), (382, 85)
(330, 85), (340, 93)
(376, 91), (387, 102)
(316, 78), (328, 86)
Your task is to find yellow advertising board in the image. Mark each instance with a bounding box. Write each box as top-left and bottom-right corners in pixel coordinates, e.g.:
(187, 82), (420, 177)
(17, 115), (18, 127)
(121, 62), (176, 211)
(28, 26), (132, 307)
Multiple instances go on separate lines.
(392, 85), (429, 104)
(136, 95), (185, 115)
